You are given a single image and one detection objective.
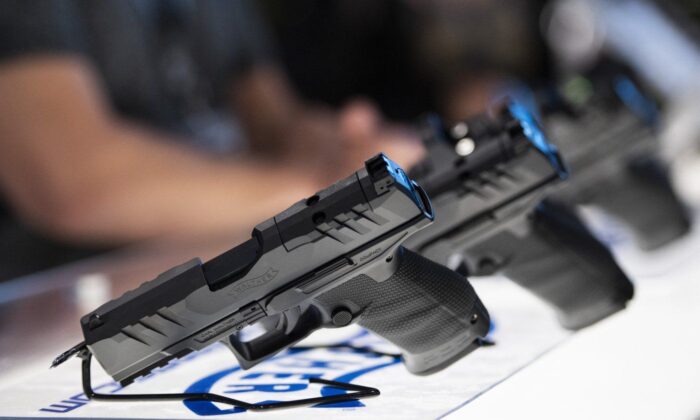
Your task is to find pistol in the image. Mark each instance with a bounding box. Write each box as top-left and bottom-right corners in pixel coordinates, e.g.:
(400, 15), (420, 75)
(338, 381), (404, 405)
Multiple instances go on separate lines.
(53, 154), (489, 389)
(406, 101), (634, 330)
(538, 65), (691, 250)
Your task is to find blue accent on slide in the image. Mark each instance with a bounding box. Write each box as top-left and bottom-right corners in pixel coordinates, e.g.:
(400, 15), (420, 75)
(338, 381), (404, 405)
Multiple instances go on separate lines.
(508, 101), (568, 179)
(613, 76), (659, 126)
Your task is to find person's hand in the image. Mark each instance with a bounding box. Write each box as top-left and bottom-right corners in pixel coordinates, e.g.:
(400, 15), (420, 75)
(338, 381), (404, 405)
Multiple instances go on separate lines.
(271, 99), (424, 185)
(233, 67), (423, 183)
(339, 99), (424, 169)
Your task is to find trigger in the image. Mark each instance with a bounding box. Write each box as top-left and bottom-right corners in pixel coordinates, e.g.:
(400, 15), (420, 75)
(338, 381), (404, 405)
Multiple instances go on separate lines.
(257, 313), (284, 332)
(282, 307), (302, 335)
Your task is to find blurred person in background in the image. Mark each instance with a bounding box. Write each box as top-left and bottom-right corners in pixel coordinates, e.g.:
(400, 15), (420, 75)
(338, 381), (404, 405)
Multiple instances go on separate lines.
(0, 0), (422, 280)
(263, 0), (548, 124)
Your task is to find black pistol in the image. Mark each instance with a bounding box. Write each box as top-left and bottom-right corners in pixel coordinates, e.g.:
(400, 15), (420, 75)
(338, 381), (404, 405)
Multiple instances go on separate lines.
(539, 63), (691, 250)
(406, 101), (634, 330)
(54, 154), (490, 396)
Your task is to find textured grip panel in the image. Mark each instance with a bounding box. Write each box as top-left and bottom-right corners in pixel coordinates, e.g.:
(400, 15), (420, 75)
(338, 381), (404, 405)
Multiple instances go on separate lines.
(501, 200), (634, 330)
(590, 158), (690, 250)
(318, 247), (489, 375)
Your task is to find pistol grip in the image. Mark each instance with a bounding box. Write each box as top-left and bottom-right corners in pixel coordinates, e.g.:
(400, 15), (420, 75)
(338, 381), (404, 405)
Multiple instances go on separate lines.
(500, 200), (634, 330)
(589, 157), (690, 250)
(318, 247), (490, 375)
(223, 307), (323, 369)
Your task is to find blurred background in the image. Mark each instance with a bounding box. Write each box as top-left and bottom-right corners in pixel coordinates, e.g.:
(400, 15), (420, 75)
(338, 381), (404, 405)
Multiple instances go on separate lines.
(0, 0), (698, 281)
(2, 2), (700, 419)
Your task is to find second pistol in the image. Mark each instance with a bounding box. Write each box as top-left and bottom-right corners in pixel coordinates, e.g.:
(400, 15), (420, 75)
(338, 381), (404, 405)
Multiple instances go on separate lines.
(406, 101), (634, 330)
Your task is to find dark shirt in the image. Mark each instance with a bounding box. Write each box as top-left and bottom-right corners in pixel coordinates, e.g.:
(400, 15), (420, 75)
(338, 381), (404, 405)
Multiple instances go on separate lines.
(0, 0), (272, 279)
(0, 0), (271, 149)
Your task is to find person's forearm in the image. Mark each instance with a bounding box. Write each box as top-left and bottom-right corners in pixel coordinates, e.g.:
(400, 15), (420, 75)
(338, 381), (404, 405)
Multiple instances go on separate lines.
(1, 119), (317, 244)
(43, 123), (318, 243)
(0, 56), (421, 245)
(0, 57), (318, 244)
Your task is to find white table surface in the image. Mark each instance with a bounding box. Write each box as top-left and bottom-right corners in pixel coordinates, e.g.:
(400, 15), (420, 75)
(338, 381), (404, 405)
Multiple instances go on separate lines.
(447, 222), (700, 420)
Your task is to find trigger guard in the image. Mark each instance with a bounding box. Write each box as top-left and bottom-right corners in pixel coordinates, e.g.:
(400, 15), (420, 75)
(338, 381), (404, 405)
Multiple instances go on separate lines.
(221, 305), (325, 370)
(220, 335), (253, 369)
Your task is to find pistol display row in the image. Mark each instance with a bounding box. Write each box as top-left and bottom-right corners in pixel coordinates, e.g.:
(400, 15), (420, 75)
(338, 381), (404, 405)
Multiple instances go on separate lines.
(54, 96), (686, 409)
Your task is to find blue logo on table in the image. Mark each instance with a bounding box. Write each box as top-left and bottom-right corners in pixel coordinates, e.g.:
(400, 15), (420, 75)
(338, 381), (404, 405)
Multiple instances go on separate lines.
(184, 335), (400, 415)
(38, 330), (401, 416)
